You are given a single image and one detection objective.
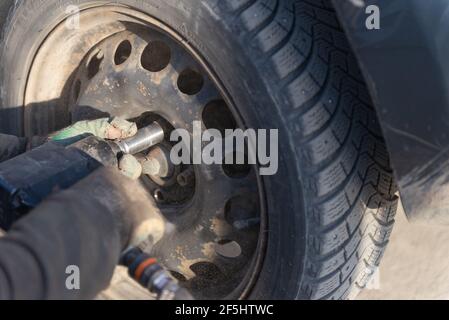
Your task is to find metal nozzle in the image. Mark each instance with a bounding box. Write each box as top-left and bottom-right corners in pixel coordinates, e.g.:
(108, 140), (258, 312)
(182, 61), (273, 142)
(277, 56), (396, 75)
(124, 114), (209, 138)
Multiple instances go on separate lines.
(116, 122), (165, 155)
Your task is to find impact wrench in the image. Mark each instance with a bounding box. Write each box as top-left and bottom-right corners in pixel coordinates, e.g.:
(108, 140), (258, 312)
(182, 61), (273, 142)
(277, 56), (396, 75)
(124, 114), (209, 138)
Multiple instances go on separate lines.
(0, 122), (193, 300)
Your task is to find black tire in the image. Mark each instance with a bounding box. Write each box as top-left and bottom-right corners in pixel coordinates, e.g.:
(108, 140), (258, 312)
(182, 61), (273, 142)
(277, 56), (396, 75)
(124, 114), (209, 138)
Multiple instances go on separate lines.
(0, 0), (398, 299)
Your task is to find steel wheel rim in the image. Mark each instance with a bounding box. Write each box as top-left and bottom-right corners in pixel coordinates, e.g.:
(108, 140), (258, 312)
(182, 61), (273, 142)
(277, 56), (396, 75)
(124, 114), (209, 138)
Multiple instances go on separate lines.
(23, 5), (268, 300)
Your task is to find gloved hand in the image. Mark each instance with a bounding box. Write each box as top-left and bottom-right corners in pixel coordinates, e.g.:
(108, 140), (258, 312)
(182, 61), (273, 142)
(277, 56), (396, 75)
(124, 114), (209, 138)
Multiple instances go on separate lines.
(52, 118), (143, 180)
(65, 167), (166, 249)
(3, 166), (167, 299)
(51, 118), (138, 141)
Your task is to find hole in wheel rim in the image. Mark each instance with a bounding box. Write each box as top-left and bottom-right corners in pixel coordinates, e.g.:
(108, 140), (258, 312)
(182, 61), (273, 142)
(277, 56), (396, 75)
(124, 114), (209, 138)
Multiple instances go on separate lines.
(114, 40), (132, 65)
(203, 99), (237, 136)
(177, 68), (204, 95)
(223, 152), (251, 178)
(170, 271), (188, 282)
(141, 41), (171, 72)
(87, 50), (104, 79)
(215, 240), (242, 258)
(225, 194), (260, 229)
(190, 262), (223, 280)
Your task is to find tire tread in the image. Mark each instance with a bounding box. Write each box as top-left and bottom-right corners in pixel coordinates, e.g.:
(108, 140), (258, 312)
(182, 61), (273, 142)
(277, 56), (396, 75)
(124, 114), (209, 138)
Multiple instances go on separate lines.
(222, 0), (398, 300)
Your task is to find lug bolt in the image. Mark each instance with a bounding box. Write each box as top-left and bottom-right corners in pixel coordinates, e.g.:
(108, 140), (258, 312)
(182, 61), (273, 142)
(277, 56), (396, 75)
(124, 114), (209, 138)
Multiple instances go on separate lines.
(177, 167), (195, 187)
(141, 146), (174, 178)
(142, 158), (162, 176)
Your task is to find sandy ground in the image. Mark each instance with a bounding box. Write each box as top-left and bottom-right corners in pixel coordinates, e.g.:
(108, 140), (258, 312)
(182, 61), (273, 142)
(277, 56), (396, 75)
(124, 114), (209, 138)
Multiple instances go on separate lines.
(358, 203), (449, 300)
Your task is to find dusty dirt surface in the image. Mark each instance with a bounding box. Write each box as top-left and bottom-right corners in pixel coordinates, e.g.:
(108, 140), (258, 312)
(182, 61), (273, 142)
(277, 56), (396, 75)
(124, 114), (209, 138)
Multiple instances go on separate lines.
(358, 203), (449, 300)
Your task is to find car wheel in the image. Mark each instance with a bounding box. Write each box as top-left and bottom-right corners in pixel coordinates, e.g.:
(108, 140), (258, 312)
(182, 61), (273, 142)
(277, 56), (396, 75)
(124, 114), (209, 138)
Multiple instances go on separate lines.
(0, 0), (398, 299)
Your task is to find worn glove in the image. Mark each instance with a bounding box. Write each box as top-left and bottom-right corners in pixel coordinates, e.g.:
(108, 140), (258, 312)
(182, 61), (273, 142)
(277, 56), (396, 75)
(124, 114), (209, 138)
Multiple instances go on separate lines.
(71, 167), (166, 249)
(51, 118), (143, 180)
(2, 166), (167, 299)
(51, 118), (138, 141)
(1, 118), (145, 179)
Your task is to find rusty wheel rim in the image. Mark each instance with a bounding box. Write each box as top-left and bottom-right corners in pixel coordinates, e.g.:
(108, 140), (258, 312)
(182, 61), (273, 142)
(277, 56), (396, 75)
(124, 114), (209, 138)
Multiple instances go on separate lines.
(24, 6), (267, 300)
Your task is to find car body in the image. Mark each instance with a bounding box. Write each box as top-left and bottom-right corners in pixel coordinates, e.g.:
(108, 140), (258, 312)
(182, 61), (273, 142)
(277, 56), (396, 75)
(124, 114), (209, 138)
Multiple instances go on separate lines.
(332, 0), (449, 223)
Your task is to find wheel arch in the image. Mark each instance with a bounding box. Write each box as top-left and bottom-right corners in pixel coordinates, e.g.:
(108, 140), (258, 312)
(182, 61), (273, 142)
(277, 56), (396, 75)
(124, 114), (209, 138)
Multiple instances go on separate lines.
(331, 0), (449, 224)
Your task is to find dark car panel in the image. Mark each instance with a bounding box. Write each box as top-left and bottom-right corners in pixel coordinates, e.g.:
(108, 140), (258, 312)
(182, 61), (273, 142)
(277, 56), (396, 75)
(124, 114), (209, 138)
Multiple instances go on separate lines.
(332, 0), (449, 223)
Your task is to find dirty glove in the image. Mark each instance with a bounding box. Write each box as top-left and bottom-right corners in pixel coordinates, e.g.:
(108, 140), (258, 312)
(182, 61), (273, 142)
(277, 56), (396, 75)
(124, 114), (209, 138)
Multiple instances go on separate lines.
(51, 117), (138, 141)
(78, 167), (166, 248)
(118, 154), (143, 181)
(1, 118), (144, 179)
(51, 118), (143, 180)
(1, 166), (166, 299)
(0, 117), (137, 162)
